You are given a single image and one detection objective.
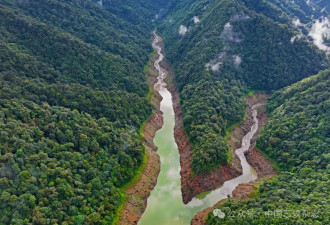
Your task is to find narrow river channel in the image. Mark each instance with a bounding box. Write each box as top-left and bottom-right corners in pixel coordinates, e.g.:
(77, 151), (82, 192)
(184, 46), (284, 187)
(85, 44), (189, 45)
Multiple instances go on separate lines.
(138, 32), (259, 225)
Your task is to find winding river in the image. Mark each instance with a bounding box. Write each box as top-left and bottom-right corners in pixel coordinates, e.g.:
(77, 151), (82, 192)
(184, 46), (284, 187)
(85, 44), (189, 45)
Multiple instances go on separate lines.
(138, 32), (259, 225)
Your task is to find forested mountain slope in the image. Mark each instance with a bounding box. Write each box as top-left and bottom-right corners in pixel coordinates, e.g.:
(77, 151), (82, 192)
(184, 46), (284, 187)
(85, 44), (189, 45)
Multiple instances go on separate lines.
(0, 0), (329, 224)
(207, 69), (330, 224)
(158, 0), (329, 173)
(90, 0), (169, 26)
(0, 0), (167, 224)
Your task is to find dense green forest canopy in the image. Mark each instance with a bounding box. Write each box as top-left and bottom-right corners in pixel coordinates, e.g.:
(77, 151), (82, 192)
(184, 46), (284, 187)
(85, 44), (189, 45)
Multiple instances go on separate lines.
(0, 0), (168, 224)
(207, 69), (330, 225)
(89, 0), (170, 26)
(266, 0), (329, 23)
(158, 0), (329, 173)
(0, 0), (329, 224)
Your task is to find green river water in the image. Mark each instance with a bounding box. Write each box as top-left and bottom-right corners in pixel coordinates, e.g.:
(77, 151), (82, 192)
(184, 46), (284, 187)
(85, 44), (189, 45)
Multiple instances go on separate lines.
(138, 32), (259, 225)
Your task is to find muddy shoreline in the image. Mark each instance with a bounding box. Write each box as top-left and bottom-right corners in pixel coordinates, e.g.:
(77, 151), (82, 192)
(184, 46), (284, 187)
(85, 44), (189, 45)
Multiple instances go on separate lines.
(117, 52), (163, 225)
(118, 35), (277, 225)
(191, 94), (278, 225)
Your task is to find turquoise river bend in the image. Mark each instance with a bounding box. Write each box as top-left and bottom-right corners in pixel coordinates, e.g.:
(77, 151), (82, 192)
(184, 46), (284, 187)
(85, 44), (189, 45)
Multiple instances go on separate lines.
(138, 32), (259, 225)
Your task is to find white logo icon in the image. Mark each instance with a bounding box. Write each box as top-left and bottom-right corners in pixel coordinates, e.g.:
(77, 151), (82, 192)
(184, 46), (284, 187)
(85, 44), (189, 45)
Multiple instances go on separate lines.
(213, 209), (225, 219)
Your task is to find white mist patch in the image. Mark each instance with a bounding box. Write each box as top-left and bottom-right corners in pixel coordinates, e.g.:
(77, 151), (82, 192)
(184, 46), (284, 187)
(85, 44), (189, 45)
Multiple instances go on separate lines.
(293, 18), (303, 27)
(221, 22), (242, 43)
(309, 17), (330, 52)
(97, 0), (103, 7)
(232, 55), (242, 67)
(231, 13), (250, 22)
(291, 18), (304, 44)
(154, 9), (164, 21)
(179, 25), (188, 35)
(290, 34), (302, 44)
(193, 16), (200, 24)
(206, 61), (222, 71)
(290, 36), (297, 43)
(202, 4), (209, 11)
(220, 14), (248, 44)
(205, 52), (227, 72)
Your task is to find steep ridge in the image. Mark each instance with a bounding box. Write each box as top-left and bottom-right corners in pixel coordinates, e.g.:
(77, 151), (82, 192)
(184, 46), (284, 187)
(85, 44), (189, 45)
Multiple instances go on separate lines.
(164, 49), (242, 204)
(191, 94), (278, 225)
(158, 0), (328, 197)
(207, 69), (330, 224)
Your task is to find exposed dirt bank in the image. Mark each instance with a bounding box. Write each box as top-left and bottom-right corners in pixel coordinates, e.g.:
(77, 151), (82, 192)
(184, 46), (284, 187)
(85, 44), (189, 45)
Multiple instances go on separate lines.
(191, 93), (278, 225)
(160, 46), (244, 204)
(117, 53), (163, 225)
